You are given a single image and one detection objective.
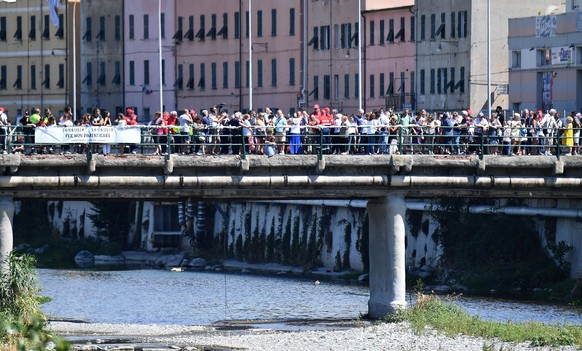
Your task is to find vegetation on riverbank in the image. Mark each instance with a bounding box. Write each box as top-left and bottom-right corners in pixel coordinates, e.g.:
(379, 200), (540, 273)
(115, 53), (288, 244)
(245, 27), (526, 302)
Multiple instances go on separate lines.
(0, 253), (68, 351)
(389, 293), (582, 348)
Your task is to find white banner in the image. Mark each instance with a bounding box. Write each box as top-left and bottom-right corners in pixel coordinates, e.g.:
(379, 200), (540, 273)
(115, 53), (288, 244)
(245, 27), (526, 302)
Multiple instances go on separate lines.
(35, 126), (142, 144)
(551, 46), (573, 65)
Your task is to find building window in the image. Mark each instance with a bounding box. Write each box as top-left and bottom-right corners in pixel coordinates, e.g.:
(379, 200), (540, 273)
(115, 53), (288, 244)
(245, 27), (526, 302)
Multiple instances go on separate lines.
(400, 71), (406, 96)
(387, 19), (394, 43)
(223, 62), (228, 88)
(0, 17), (6, 41)
(41, 65), (49, 89)
(208, 14), (216, 40)
(430, 68), (435, 94)
(96, 16), (105, 40)
(430, 14), (435, 40)
(234, 12), (240, 39)
(56, 14), (64, 39)
(42, 15), (49, 39)
(410, 71), (415, 95)
(379, 73), (385, 97)
(29, 15), (36, 40)
(198, 63), (206, 89)
(308, 27), (319, 49)
(129, 61), (134, 86)
(57, 64), (64, 88)
(257, 10), (262, 37)
(312, 75), (319, 100)
(289, 8), (295, 36)
(14, 16), (22, 40)
(410, 16), (415, 42)
(174, 16), (184, 41)
(112, 61), (121, 85)
(186, 64), (194, 90)
(183, 16), (193, 40)
(379, 20), (384, 45)
(344, 74), (349, 99)
(211, 62), (217, 90)
(457, 11), (467, 38)
(0, 66), (6, 90)
(369, 74), (374, 98)
(144, 14), (149, 39)
(144, 60), (149, 85)
(30, 65), (36, 90)
(245, 61), (249, 88)
(540, 48), (552, 66)
(334, 75), (339, 100)
(14, 65), (22, 89)
(450, 12), (456, 38)
(257, 60), (263, 87)
(323, 75), (330, 100)
(289, 58), (295, 85)
(420, 69), (425, 95)
(334, 24), (340, 49)
(245, 11), (249, 38)
(83, 62), (91, 86)
(161, 13), (165, 38)
(96, 62), (105, 86)
(162, 59), (165, 85)
(420, 14), (425, 41)
(436, 13), (445, 39)
(218, 13), (228, 39)
(271, 9), (276, 36)
(388, 72), (394, 95)
(512, 51), (521, 68)
(175, 64), (184, 90)
(396, 17), (405, 42)
(128, 15), (134, 39)
(320, 25), (330, 50)
(230, 61), (238, 89)
(195, 15), (205, 41)
(449, 68), (455, 93)
(271, 58), (277, 86)
(115, 15), (121, 40)
(369, 20), (375, 46)
(355, 74), (359, 98)
(458, 66), (465, 93)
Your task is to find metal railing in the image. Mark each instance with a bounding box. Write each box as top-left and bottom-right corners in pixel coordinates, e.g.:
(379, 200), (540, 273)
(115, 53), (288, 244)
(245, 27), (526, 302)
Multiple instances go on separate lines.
(2, 124), (580, 161)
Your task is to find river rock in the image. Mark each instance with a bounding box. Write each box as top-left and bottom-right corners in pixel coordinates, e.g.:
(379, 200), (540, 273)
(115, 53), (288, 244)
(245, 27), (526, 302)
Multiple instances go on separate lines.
(94, 255), (126, 265)
(188, 257), (208, 268)
(155, 253), (185, 268)
(74, 251), (95, 268)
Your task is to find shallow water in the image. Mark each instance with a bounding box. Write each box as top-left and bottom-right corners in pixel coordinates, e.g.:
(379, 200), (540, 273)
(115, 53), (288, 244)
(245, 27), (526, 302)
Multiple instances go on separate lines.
(37, 268), (582, 325)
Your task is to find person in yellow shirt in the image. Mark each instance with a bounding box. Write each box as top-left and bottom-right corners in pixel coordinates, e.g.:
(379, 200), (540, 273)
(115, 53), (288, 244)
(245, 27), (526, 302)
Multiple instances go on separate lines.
(561, 116), (574, 155)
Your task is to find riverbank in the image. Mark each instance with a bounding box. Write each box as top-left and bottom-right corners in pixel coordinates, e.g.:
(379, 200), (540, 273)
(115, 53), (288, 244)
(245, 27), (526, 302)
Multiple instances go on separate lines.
(49, 320), (578, 351)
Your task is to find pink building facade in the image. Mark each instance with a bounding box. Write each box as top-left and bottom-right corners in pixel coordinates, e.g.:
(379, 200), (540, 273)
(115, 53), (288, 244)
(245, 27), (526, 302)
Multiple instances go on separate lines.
(363, 0), (415, 111)
(174, 0), (302, 114)
(124, 0), (176, 122)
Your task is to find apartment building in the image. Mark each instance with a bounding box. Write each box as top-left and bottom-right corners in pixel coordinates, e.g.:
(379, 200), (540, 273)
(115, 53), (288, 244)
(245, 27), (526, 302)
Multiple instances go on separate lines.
(363, 0), (415, 111)
(173, 0), (302, 115)
(415, 0), (555, 114)
(79, 0), (124, 116)
(124, 0), (175, 121)
(508, 6), (582, 113)
(0, 0), (75, 120)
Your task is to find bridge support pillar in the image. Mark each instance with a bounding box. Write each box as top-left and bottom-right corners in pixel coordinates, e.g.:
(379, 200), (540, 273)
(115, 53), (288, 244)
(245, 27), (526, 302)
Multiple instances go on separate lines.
(367, 195), (407, 318)
(0, 197), (14, 272)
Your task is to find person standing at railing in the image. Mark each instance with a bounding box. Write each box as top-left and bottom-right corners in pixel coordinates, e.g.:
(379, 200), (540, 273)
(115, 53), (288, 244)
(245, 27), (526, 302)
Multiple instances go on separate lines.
(254, 112), (267, 155)
(207, 107), (220, 155)
(318, 107), (333, 153)
(274, 109), (287, 155)
(241, 113), (254, 154)
(487, 113), (502, 155)
(230, 112), (243, 155)
(347, 115), (358, 155)
(58, 107), (74, 154)
(424, 113), (437, 155)
(561, 116), (574, 155)
(152, 111), (167, 155)
(509, 113), (523, 156)
(573, 113), (581, 155)
(440, 112), (455, 155)
(541, 109), (558, 156)
(177, 109), (193, 155)
(125, 109), (140, 154)
(289, 112), (303, 155)
(101, 110), (112, 156)
(0, 107), (9, 154)
(398, 108), (412, 154)
(377, 111), (390, 154)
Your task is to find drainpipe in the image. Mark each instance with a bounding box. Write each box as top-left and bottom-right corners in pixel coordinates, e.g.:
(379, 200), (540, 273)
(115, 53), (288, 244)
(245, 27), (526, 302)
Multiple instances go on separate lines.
(262, 199), (582, 219)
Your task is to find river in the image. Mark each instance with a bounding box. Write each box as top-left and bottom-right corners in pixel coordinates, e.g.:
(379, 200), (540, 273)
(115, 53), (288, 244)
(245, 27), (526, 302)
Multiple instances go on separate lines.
(38, 268), (582, 326)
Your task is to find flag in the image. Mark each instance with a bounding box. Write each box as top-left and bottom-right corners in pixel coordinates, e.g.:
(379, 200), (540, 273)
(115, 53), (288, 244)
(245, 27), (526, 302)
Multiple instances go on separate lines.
(47, 0), (59, 27)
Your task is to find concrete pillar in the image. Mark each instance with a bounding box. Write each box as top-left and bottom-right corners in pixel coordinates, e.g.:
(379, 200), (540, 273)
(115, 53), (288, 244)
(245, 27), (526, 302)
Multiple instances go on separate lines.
(367, 194), (407, 318)
(0, 197), (14, 272)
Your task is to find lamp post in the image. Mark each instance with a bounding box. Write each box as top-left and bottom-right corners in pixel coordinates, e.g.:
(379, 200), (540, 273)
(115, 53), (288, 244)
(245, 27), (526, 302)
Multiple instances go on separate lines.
(248, 0), (252, 111)
(487, 0), (491, 120)
(158, 0), (163, 113)
(72, 0), (77, 118)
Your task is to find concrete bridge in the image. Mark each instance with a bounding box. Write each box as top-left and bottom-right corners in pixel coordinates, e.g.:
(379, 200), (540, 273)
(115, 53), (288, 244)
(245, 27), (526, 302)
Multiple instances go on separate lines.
(1, 153), (582, 318)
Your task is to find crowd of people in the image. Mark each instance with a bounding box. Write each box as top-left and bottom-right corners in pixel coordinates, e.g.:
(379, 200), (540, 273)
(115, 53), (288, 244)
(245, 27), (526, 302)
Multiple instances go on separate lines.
(0, 104), (580, 157)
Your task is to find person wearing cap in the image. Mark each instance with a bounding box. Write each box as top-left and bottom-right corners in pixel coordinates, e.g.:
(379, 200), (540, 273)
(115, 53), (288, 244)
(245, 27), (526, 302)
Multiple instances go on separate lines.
(0, 107), (9, 154)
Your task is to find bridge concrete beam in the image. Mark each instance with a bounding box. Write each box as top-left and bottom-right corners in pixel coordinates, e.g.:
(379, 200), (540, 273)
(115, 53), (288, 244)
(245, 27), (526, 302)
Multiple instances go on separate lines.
(367, 194), (407, 318)
(0, 197), (14, 272)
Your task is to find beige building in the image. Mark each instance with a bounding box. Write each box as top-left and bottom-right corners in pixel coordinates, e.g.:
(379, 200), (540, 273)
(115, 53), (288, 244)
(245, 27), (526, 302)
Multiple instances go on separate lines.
(415, 0), (555, 114)
(0, 0), (77, 120)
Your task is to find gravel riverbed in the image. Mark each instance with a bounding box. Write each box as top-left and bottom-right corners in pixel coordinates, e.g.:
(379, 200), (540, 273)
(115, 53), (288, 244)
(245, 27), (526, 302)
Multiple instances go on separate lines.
(49, 321), (578, 351)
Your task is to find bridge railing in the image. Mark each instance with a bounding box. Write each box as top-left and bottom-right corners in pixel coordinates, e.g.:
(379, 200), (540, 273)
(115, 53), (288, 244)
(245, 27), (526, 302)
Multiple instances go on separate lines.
(0, 124), (579, 159)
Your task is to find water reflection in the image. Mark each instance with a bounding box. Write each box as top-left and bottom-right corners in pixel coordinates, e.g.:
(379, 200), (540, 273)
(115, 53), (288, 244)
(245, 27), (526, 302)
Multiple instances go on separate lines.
(38, 269), (582, 326)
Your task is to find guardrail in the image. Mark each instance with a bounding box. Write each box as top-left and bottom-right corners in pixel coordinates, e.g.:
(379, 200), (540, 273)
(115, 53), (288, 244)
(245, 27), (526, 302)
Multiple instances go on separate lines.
(2, 124), (580, 161)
